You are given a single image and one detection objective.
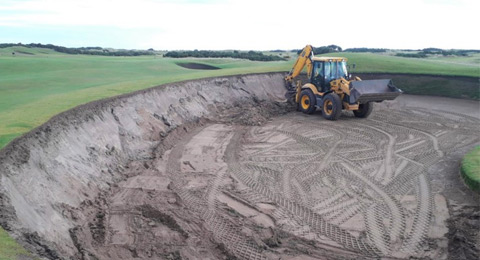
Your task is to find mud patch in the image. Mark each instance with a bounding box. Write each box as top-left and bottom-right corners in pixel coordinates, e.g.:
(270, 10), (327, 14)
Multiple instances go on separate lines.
(137, 204), (189, 238)
(447, 203), (480, 260)
(175, 62), (221, 70)
(217, 192), (275, 228)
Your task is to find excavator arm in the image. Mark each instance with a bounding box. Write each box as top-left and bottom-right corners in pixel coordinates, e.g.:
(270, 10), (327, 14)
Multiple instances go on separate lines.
(285, 45), (314, 84)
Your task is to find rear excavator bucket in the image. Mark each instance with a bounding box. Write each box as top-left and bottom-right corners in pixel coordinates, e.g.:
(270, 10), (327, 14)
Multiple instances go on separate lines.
(349, 79), (402, 104)
(284, 80), (299, 100)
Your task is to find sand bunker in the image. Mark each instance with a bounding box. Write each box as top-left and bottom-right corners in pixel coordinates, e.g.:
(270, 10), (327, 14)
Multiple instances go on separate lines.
(175, 62), (221, 70)
(0, 73), (478, 260)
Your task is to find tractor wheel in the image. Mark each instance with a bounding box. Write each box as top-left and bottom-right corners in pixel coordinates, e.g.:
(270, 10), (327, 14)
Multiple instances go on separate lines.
(353, 102), (373, 118)
(299, 89), (316, 114)
(322, 93), (342, 120)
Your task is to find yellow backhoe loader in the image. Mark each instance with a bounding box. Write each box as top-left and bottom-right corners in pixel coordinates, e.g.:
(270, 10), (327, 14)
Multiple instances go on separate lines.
(285, 45), (402, 120)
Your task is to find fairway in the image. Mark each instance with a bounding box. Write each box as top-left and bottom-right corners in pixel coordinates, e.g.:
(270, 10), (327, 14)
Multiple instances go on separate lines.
(0, 53), (289, 148)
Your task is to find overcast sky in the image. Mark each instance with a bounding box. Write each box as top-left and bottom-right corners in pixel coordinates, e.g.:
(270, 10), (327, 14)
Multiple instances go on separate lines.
(0, 0), (478, 50)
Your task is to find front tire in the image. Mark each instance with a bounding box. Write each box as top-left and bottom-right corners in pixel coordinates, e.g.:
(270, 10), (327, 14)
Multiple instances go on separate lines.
(299, 89), (316, 114)
(322, 93), (342, 120)
(353, 102), (373, 118)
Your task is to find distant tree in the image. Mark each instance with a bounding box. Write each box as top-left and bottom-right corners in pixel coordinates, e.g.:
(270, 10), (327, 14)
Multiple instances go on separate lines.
(163, 50), (285, 61)
(327, 44), (342, 52)
(422, 48), (442, 54)
(0, 43), (155, 56)
(344, 48), (387, 53)
(296, 45), (342, 55)
(395, 52), (427, 58)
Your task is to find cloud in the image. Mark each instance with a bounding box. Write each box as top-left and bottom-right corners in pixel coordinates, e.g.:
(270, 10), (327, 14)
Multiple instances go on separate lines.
(0, 0), (478, 50)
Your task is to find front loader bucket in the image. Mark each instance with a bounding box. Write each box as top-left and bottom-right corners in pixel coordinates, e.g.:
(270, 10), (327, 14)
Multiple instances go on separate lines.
(349, 79), (402, 104)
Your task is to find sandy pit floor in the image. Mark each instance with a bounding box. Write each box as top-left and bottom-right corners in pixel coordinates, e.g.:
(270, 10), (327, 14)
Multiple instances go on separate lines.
(69, 101), (480, 260)
(1, 73), (478, 259)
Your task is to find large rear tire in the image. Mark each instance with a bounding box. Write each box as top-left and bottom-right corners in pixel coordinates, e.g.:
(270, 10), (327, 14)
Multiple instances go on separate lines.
(353, 102), (373, 118)
(299, 89), (316, 114)
(322, 93), (342, 120)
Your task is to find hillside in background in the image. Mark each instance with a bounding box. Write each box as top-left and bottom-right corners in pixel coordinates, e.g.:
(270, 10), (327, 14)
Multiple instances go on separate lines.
(1, 43), (156, 56)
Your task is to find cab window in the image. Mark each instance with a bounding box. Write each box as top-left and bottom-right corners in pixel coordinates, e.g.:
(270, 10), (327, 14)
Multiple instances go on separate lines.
(338, 61), (348, 78)
(312, 62), (324, 89)
(330, 62), (337, 80)
(324, 62), (332, 83)
(313, 62), (323, 78)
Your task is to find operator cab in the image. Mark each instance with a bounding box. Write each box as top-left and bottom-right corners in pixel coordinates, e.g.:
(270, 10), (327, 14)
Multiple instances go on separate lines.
(311, 57), (348, 92)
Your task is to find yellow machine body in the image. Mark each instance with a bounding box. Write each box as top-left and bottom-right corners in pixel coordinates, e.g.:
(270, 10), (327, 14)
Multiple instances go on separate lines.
(285, 45), (402, 120)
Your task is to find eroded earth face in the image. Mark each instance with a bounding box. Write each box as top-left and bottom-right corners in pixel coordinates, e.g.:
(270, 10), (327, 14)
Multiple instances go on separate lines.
(71, 107), (480, 260)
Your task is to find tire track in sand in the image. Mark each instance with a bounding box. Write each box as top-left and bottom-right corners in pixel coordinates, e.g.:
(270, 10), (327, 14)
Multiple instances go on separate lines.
(340, 162), (404, 254)
(166, 125), (267, 260)
(356, 123), (395, 184)
(226, 129), (380, 256)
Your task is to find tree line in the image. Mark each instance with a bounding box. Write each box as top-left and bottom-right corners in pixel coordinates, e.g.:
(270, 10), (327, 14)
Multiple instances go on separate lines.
(164, 50), (285, 61)
(395, 48), (480, 58)
(344, 48), (387, 53)
(0, 43), (155, 56)
(2, 43), (478, 59)
(293, 45), (343, 55)
(300, 45), (479, 59)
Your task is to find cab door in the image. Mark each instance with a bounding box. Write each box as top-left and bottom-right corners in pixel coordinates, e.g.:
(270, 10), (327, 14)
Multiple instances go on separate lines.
(311, 61), (325, 92)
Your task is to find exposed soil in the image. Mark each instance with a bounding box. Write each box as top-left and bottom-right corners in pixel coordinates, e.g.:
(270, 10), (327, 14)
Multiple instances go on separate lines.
(0, 73), (479, 260)
(176, 62), (221, 70)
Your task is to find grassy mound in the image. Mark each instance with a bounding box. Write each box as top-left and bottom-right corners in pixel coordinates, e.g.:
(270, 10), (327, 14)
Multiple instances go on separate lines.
(461, 146), (480, 193)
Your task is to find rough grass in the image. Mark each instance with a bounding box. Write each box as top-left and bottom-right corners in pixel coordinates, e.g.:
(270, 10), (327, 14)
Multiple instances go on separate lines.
(0, 228), (34, 260)
(391, 76), (478, 100)
(425, 53), (480, 66)
(461, 146), (480, 193)
(0, 46), (61, 56)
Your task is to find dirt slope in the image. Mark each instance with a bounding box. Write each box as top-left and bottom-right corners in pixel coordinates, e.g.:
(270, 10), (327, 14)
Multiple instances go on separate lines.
(0, 73), (479, 260)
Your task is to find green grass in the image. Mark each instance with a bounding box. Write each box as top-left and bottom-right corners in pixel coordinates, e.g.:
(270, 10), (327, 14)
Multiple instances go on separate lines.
(319, 52), (479, 77)
(0, 46), (61, 56)
(0, 228), (34, 260)
(0, 48), (479, 258)
(356, 74), (479, 100)
(461, 146), (480, 193)
(0, 54), (290, 148)
(425, 53), (480, 66)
